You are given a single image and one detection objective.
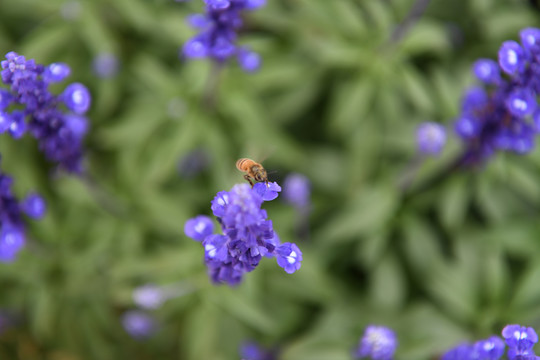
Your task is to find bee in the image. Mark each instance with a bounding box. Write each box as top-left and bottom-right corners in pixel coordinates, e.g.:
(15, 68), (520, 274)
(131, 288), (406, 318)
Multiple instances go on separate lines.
(236, 158), (268, 186)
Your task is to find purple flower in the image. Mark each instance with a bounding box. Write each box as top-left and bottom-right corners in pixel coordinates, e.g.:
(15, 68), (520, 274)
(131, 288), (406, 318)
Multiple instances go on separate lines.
(355, 325), (398, 360)
(475, 336), (506, 360)
(240, 341), (277, 360)
(503, 325), (538, 355)
(282, 173), (311, 209)
(0, 171), (45, 262)
(253, 181), (281, 201)
(275, 242), (302, 274)
(453, 28), (540, 165)
(0, 225), (25, 262)
(121, 310), (157, 339)
(499, 41), (526, 75)
(62, 83), (91, 114)
(184, 215), (214, 242)
(0, 52), (91, 172)
(132, 284), (167, 310)
(474, 59), (501, 84)
(416, 122), (447, 156)
(43, 63), (71, 83)
(182, 0), (265, 72)
(21, 193), (46, 220)
(441, 343), (476, 360)
(92, 53), (119, 79)
(185, 183), (302, 286)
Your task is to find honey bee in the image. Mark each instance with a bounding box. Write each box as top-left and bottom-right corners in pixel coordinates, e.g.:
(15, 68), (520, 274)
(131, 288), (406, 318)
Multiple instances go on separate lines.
(236, 158), (268, 186)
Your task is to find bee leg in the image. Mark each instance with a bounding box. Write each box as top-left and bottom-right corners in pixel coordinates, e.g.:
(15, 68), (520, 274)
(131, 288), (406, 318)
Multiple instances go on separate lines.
(244, 174), (254, 187)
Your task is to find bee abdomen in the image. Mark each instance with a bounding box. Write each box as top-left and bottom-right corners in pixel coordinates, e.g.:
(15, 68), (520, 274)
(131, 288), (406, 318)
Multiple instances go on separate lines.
(236, 158), (253, 171)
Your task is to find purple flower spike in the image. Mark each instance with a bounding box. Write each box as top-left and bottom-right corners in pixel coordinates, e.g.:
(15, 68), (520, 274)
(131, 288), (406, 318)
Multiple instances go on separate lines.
(182, 0), (264, 72)
(276, 242), (302, 274)
(63, 83), (91, 114)
(21, 192), (46, 219)
(416, 122), (447, 155)
(43, 63), (71, 83)
(184, 215), (214, 242)
(355, 325), (398, 360)
(499, 41), (526, 75)
(473, 59), (501, 84)
(452, 29), (540, 165)
(121, 310), (157, 340)
(0, 52), (92, 172)
(186, 182), (301, 286)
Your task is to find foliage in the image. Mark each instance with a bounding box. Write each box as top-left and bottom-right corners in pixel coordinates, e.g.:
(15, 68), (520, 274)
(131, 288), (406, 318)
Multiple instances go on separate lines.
(0, 0), (540, 359)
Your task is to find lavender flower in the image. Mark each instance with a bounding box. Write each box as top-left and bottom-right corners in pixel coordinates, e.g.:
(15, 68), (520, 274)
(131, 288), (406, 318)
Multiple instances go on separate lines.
(92, 53), (119, 79)
(454, 28), (540, 164)
(132, 284), (168, 310)
(282, 173), (311, 209)
(441, 333), (507, 360)
(416, 122), (447, 156)
(441, 343), (475, 360)
(0, 52), (91, 172)
(240, 341), (278, 360)
(502, 324), (539, 360)
(355, 325), (398, 360)
(0, 172), (45, 262)
(184, 182), (302, 286)
(182, 0), (266, 72)
(475, 336), (506, 360)
(121, 310), (157, 339)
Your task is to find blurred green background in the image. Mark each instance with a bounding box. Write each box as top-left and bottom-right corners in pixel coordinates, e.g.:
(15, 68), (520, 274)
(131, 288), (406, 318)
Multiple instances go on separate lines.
(1, 0), (540, 359)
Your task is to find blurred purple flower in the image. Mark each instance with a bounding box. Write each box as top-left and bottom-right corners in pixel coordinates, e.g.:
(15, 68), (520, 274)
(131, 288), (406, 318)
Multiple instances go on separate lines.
(92, 53), (119, 79)
(355, 325), (398, 360)
(182, 0), (265, 72)
(121, 310), (157, 339)
(416, 122), (447, 156)
(282, 173), (311, 209)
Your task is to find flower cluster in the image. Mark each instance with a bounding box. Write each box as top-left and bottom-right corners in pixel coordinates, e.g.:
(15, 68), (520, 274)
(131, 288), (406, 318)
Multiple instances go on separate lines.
(182, 0), (266, 72)
(441, 336), (505, 360)
(0, 171), (46, 262)
(441, 324), (539, 360)
(1, 52), (91, 172)
(502, 324), (539, 360)
(355, 325), (398, 360)
(184, 182), (302, 286)
(454, 28), (540, 164)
